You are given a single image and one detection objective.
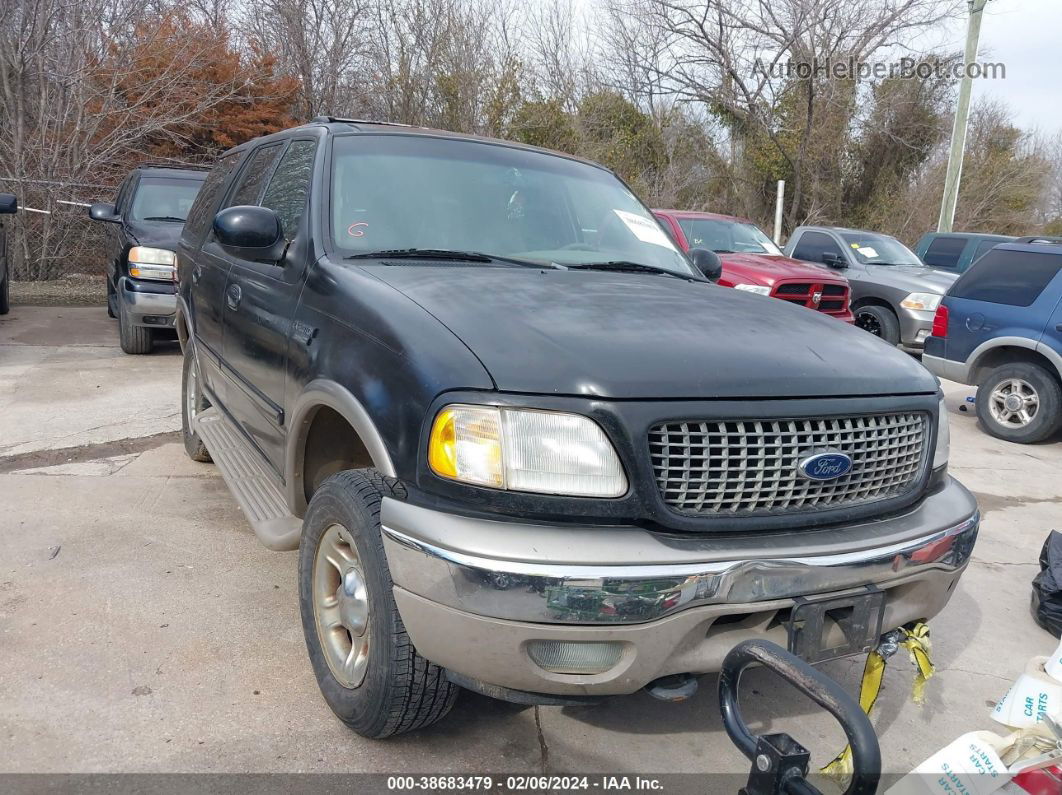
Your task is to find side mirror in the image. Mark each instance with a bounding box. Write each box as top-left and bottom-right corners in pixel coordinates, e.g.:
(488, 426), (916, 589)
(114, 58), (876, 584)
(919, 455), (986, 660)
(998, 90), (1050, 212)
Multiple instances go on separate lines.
(0, 193), (17, 214)
(822, 252), (846, 269)
(689, 248), (723, 282)
(88, 202), (120, 223)
(213, 205), (285, 262)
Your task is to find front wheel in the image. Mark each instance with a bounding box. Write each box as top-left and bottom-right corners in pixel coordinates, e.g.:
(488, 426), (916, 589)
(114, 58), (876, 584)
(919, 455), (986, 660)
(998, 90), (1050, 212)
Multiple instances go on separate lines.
(299, 469), (458, 738)
(976, 362), (1062, 444)
(118, 299), (153, 354)
(854, 304), (900, 346)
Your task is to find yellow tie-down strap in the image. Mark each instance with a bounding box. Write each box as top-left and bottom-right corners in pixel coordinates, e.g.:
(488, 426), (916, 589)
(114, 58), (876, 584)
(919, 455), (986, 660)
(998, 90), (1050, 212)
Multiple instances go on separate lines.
(821, 622), (936, 784)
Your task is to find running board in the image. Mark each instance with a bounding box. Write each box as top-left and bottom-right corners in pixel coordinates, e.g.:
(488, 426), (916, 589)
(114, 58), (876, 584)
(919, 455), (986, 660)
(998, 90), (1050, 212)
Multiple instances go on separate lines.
(195, 408), (302, 551)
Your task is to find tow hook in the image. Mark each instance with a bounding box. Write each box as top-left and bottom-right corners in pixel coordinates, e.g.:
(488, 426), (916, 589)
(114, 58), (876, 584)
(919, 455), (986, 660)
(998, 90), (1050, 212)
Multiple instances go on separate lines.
(645, 673), (699, 702)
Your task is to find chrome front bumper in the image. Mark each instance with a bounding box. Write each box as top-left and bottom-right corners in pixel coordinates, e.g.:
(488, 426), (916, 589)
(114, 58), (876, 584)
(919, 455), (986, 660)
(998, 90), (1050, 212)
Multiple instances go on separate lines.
(382, 478), (977, 694)
(118, 277), (176, 327)
(382, 477), (978, 626)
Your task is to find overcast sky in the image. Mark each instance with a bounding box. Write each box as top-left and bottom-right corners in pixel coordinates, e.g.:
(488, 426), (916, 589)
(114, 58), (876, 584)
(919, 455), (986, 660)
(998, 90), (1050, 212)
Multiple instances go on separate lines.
(930, 0), (1060, 134)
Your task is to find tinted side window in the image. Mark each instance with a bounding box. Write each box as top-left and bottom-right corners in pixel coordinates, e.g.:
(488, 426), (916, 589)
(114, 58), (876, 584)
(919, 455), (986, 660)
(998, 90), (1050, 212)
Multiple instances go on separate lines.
(970, 240), (999, 265)
(923, 236), (966, 269)
(183, 152), (242, 244)
(114, 176), (134, 213)
(951, 250), (1062, 306)
(792, 231), (842, 264)
(261, 140), (317, 240)
(226, 143), (283, 208)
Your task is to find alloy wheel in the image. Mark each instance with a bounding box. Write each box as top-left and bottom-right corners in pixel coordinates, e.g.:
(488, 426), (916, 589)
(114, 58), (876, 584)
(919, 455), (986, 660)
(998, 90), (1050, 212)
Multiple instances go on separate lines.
(988, 378), (1039, 428)
(312, 524), (370, 689)
(856, 311), (882, 337)
(186, 361), (199, 424)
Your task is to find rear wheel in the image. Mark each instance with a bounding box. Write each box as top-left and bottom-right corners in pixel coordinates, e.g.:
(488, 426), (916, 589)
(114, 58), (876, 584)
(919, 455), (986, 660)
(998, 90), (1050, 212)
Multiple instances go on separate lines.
(118, 299), (153, 354)
(299, 469), (458, 738)
(854, 304), (900, 346)
(181, 349), (211, 462)
(976, 362), (1062, 444)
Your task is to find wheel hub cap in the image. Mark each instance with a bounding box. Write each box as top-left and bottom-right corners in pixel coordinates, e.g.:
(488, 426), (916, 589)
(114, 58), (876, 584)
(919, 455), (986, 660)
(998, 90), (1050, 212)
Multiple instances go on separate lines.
(339, 568), (368, 636)
(313, 524), (370, 688)
(989, 378), (1039, 428)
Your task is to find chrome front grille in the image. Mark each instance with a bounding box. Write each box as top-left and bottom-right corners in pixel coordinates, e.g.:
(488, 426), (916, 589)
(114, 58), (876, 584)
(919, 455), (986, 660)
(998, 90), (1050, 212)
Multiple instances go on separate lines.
(649, 413), (928, 516)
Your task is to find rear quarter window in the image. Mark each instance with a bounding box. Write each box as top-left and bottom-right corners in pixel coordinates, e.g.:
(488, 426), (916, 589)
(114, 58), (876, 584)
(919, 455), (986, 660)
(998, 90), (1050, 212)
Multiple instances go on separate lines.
(923, 236), (966, 269)
(950, 249), (1062, 306)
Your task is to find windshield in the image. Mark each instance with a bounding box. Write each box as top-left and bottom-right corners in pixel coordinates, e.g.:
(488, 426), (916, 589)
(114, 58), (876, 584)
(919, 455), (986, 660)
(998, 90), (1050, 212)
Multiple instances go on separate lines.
(676, 217), (783, 255)
(130, 177), (204, 222)
(329, 135), (695, 276)
(839, 232), (923, 266)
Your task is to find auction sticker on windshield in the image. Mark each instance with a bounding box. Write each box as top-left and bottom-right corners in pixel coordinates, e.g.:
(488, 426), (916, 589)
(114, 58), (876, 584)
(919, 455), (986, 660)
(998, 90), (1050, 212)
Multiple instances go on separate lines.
(614, 209), (675, 249)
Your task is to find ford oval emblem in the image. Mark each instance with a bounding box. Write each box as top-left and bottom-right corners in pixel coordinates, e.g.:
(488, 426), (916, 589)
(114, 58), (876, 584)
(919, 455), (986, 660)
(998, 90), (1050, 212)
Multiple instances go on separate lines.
(798, 452), (853, 481)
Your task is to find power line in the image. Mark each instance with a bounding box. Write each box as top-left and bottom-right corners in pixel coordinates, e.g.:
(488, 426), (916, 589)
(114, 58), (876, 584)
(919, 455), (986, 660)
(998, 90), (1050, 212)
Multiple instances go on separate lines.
(0, 175), (113, 189)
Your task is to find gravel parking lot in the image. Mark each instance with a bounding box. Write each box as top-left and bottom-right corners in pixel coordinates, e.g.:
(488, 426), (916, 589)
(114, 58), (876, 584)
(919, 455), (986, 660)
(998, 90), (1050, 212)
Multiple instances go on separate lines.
(2, 305), (1060, 784)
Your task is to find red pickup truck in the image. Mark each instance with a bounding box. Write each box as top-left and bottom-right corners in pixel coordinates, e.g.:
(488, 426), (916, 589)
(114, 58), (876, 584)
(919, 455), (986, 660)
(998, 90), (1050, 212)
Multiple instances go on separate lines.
(654, 209), (854, 323)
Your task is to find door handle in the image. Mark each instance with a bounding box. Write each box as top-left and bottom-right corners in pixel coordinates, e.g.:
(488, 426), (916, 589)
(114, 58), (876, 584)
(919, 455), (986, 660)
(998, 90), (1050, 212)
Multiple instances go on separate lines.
(191, 265), (203, 284)
(292, 320), (318, 346)
(226, 284), (242, 311)
(1056, 324), (1062, 332)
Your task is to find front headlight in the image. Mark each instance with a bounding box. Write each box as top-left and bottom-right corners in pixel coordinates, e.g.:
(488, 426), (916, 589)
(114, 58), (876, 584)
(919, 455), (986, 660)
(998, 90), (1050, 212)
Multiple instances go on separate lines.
(128, 246), (176, 281)
(933, 396), (950, 468)
(734, 284), (771, 296)
(900, 292), (942, 312)
(428, 405), (627, 497)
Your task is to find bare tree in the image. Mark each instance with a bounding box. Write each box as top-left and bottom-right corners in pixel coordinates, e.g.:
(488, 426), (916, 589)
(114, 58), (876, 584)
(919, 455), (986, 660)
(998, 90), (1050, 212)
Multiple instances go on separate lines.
(242, 0), (371, 120)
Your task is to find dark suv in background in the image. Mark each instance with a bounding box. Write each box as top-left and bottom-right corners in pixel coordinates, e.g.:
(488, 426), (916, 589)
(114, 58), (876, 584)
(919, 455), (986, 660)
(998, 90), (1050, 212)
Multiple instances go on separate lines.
(89, 164), (207, 353)
(924, 243), (1062, 443)
(0, 192), (16, 315)
(173, 117), (976, 739)
(915, 231), (1014, 274)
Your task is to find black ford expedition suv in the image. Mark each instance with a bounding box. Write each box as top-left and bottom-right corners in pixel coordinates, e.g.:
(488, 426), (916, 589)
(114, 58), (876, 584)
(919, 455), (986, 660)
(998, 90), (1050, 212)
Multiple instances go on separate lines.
(90, 164), (207, 353)
(176, 118), (979, 738)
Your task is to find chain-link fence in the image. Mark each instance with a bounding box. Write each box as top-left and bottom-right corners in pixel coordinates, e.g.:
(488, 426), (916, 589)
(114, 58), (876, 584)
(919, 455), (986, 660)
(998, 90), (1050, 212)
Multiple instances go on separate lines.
(0, 176), (116, 283)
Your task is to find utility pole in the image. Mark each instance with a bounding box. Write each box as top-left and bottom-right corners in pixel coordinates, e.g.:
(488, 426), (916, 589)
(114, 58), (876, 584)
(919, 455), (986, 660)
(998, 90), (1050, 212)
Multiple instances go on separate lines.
(938, 0), (990, 233)
(773, 180), (785, 244)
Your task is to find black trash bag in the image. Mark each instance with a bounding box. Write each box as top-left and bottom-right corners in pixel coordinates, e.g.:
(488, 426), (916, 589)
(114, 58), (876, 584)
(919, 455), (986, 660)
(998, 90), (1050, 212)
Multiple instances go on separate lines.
(1032, 530), (1062, 635)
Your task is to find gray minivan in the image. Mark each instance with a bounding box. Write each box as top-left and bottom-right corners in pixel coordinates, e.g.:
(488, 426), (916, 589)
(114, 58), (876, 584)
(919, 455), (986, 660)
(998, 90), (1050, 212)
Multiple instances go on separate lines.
(786, 226), (957, 349)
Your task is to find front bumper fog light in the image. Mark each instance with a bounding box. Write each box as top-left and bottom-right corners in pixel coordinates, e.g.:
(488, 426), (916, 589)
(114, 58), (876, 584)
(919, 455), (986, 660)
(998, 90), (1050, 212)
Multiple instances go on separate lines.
(527, 640), (624, 674)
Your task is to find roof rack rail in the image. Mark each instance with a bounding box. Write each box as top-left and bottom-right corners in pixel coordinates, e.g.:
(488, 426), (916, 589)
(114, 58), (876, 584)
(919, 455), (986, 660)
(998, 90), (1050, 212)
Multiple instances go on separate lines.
(309, 116), (413, 128)
(134, 161), (210, 171)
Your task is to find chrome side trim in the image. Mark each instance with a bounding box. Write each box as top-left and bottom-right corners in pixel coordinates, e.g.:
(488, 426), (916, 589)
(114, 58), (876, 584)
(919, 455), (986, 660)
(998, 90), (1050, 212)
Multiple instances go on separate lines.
(382, 511), (978, 625)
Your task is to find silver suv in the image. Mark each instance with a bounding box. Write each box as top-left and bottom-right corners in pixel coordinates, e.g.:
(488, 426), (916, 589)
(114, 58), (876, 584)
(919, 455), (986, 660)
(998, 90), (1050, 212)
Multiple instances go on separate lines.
(786, 226), (958, 349)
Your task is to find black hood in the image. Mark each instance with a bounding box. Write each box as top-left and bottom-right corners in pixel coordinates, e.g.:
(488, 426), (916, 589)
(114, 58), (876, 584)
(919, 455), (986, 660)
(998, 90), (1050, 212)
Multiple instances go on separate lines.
(368, 266), (938, 399)
(125, 220), (184, 249)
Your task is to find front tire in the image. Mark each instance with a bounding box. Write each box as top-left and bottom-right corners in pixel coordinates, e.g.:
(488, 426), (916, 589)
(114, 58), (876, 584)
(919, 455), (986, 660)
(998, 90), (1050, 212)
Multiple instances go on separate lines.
(181, 349), (211, 462)
(299, 469), (458, 738)
(854, 304), (900, 346)
(976, 362), (1062, 444)
(118, 299), (153, 354)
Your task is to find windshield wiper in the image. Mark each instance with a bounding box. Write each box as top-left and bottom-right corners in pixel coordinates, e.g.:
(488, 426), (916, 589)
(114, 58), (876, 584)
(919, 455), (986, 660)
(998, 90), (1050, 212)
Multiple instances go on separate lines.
(142, 215), (186, 222)
(564, 260), (689, 279)
(344, 248), (555, 268)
